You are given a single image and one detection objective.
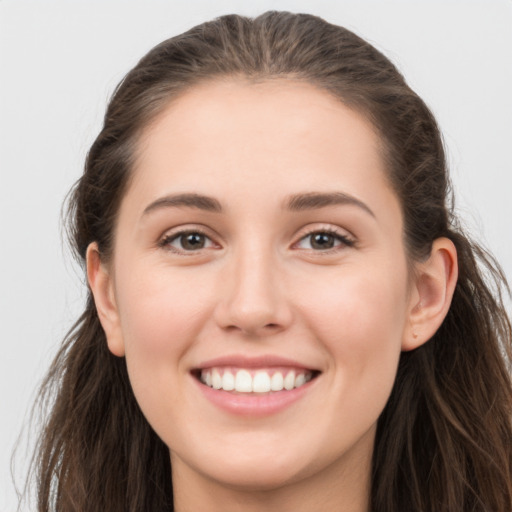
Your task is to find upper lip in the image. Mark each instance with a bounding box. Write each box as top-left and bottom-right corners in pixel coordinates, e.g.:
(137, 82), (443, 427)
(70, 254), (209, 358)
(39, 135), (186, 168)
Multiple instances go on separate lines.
(194, 354), (319, 372)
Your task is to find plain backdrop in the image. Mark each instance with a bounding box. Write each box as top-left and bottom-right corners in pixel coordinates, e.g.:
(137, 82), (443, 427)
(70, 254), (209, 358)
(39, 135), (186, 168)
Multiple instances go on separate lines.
(1, 1), (511, 510)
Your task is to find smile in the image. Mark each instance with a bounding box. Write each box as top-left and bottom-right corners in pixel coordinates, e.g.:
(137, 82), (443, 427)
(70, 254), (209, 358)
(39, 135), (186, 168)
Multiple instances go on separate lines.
(192, 356), (321, 416)
(199, 367), (314, 393)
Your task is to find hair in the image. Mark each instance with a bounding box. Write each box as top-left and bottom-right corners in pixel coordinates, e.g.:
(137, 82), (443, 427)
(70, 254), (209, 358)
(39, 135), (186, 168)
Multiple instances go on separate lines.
(25, 11), (511, 512)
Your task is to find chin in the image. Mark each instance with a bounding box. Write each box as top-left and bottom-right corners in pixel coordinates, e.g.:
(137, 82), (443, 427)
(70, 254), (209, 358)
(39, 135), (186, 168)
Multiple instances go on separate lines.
(202, 458), (306, 492)
(177, 436), (314, 492)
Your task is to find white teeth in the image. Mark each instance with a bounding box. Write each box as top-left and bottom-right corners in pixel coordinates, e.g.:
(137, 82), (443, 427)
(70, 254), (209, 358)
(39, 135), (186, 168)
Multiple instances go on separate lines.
(201, 369), (212, 387)
(252, 371), (271, 393)
(212, 369), (222, 390)
(284, 370), (295, 390)
(270, 372), (284, 391)
(295, 373), (306, 388)
(199, 368), (313, 393)
(222, 371), (235, 391)
(235, 370), (253, 392)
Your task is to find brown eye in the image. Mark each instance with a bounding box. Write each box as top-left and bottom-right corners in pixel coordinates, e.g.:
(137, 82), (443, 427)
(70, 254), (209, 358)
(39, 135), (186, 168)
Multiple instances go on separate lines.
(163, 231), (215, 252)
(310, 233), (336, 250)
(295, 230), (354, 251)
(180, 233), (206, 250)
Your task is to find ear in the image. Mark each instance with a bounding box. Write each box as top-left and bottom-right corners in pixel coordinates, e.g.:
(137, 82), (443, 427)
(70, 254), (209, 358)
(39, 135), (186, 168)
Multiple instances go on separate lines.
(402, 237), (458, 351)
(86, 242), (125, 357)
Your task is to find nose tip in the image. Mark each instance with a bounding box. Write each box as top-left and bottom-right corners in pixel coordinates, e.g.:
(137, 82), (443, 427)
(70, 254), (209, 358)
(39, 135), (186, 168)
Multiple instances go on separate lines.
(217, 289), (290, 337)
(222, 305), (284, 336)
(213, 257), (292, 337)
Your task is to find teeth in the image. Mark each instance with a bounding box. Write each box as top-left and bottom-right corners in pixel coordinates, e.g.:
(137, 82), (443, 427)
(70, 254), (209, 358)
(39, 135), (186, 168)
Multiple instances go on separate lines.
(284, 371), (295, 390)
(222, 371), (235, 391)
(235, 370), (252, 392)
(270, 372), (284, 391)
(212, 369), (222, 390)
(295, 373), (306, 388)
(201, 369), (212, 387)
(252, 371), (271, 393)
(199, 368), (313, 393)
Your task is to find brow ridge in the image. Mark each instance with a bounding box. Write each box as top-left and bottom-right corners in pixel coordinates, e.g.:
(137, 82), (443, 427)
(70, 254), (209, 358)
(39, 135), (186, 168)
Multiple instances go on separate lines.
(143, 193), (223, 215)
(286, 192), (375, 217)
(142, 191), (374, 218)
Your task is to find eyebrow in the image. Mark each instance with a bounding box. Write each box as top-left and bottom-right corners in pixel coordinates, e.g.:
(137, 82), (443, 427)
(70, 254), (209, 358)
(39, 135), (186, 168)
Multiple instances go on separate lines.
(286, 192), (375, 217)
(142, 193), (223, 215)
(142, 191), (375, 218)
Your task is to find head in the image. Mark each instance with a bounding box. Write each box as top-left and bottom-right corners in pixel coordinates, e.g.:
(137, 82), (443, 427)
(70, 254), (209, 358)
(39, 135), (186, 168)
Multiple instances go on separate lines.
(37, 11), (511, 512)
(75, 12), (450, 264)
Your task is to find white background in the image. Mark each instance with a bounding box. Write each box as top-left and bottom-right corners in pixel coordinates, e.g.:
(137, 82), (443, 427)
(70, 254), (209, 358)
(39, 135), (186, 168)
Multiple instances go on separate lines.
(1, 1), (511, 510)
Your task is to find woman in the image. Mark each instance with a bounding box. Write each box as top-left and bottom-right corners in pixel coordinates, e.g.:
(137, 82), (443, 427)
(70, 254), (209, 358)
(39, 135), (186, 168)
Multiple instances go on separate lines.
(28, 11), (511, 512)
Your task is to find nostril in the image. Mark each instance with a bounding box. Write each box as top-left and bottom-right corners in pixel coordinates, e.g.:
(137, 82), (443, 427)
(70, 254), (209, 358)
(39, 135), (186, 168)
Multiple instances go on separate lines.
(223, 322), (283, 335)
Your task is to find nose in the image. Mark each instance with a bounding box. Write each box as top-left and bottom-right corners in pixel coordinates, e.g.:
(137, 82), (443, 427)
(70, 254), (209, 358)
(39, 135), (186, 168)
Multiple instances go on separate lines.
(213, 244), (293, 337)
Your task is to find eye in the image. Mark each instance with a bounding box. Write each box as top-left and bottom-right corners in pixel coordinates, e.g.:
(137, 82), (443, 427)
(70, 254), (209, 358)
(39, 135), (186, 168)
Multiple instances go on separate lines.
(295, 230), (354, 251)
(160, 230), (217, 253)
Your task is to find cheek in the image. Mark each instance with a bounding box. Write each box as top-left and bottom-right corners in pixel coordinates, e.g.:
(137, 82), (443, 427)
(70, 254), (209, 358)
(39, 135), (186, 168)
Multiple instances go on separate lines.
(296, 262), (408, 394)
(116, 265), (208, 352)
(112, 264), (216, 441)
(112, 264), (214, 406)
(303, 266), (406, 335)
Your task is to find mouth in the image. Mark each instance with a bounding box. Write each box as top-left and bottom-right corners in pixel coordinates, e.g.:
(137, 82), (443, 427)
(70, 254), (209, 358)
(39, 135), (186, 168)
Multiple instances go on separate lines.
(193, 367), (320, 394)
(191, 355), (321, 415)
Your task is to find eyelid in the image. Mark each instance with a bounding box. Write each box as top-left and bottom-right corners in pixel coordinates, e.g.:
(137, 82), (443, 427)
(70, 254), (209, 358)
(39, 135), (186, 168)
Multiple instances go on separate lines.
(291, 224), (356, 252)
(157, 225), (221, 254)
(156, 223), (356, 255)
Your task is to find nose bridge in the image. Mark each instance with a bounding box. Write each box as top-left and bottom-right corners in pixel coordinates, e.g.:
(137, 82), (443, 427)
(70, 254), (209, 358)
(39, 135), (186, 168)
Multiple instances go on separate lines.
(215, 236), (290, 335)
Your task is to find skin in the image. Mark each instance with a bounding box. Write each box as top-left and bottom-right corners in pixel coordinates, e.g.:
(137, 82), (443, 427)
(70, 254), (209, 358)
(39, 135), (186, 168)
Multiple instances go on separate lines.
(88, 79), (458, 512)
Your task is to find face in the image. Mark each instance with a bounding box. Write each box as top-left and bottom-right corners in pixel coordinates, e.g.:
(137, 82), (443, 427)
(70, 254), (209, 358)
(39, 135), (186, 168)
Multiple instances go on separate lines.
(97, 80), (418, 493)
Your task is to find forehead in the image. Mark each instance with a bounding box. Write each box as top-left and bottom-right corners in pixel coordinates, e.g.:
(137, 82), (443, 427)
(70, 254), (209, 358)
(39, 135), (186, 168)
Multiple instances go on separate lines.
(140, 78), (383, 162)
(125, 78), (399, 225)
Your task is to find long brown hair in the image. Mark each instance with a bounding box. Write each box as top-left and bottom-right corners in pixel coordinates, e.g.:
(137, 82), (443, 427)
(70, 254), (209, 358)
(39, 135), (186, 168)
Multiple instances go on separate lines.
(26, 11), (512, 511)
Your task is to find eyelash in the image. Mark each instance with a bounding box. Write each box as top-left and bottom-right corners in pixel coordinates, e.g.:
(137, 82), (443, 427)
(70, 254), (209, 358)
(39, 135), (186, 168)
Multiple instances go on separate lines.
(158, 227), (355, 255)
(158, 228), (215, 255)
(294, 228), (355, 254)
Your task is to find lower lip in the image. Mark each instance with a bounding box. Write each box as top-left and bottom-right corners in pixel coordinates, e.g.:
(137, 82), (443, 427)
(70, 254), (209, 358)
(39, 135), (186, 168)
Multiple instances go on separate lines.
(194, 375), (318, 417)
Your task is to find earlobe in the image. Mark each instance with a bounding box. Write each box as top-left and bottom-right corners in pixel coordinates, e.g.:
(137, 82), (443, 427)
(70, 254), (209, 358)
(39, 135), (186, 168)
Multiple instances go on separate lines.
(402, 237), (458, 351)
(86, 243), (125, 357)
